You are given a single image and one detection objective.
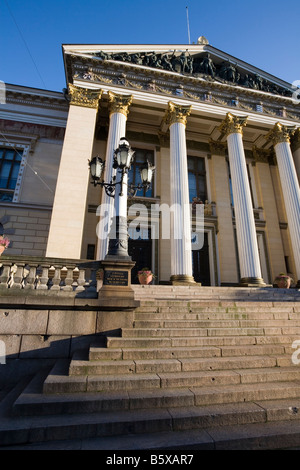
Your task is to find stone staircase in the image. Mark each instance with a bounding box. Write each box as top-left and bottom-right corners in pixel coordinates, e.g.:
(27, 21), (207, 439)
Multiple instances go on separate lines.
(1, 286), (300, 450)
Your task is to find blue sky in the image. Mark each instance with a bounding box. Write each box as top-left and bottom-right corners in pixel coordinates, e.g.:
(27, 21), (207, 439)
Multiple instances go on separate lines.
(1, 0), (300, 92)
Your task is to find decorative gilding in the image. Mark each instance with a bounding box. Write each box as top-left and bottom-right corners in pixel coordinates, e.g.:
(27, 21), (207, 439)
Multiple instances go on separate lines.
(164, 102), (192, 128)
(68, 84), (102, 108)
(266, 122), (296, 146)
(219, 113), (248, 137)
(108, 91), (133, 118)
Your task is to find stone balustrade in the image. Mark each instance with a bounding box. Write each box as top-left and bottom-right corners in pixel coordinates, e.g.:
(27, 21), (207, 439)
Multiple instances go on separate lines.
(0, 255), (102, 297)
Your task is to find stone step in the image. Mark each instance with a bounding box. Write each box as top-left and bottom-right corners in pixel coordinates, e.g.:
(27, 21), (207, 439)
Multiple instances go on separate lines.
(135, 311), (299, 320)
(133, 319), (300, 329)
(135, 294), (300, 302)
(43, 356), (300, 394)
(89, 343), (286, 361)
(3, 419), (300, 450)
(11, 369), (300, 418)
(135, 303), (299, 312)
(69, 354), (286, 376)
(4, 382), (300, 448)
(133, 285), (300, 302)
(106, 334), (299, 349)
(121, 326), (300, 338)
(121, 327), (270, 337)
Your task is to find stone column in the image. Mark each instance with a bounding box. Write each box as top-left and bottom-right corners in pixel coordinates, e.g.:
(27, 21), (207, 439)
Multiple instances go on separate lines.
(219, 113), (265, 286)
(46, 85), (102, 259)
(96, 92), (132, 260)
(165, 102), (195, 284)
(266, 123), (300, 286)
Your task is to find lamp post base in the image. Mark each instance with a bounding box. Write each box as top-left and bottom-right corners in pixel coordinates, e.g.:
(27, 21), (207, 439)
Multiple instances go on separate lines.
(98, 257), (139, 309)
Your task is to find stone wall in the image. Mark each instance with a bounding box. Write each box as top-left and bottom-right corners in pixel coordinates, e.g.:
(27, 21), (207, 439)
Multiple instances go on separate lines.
(0, 204), (51, 257)
(0, 296), (134, 387)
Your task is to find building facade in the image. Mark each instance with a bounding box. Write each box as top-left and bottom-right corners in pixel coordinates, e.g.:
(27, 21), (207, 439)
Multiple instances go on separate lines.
(1, 39), (300, 287)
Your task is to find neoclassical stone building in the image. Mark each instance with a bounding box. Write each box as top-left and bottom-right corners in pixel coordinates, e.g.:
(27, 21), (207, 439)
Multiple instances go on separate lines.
(1, 39), (300, 287)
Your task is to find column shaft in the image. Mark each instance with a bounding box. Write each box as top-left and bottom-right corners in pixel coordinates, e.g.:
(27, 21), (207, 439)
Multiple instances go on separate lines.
(219, 113), (264, 286)
(96, 92), (132, 260)
(166, 102), (194, 284)
(227, 133), (263, 283)
(274, 141), (300, 282)
(96, 112), (127, 259)
(266, 123), (300, 285)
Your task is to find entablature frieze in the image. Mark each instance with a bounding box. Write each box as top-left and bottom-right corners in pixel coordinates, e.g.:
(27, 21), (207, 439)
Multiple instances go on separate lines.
(66, 54), (300, 126)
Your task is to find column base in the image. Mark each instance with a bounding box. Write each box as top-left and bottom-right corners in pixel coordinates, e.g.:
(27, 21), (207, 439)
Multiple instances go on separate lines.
(239, 277), (266, 287)
(170, 274), (199, 286)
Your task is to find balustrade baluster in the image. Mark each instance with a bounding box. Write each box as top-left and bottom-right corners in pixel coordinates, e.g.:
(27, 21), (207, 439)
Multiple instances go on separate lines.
(37, 266), (50, 290)
(50, 266), (62, 290)
(0, 262), (12, 287)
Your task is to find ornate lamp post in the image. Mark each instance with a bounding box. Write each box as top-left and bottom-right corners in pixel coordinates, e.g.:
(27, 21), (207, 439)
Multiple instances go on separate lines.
(89, 138), (155, 306)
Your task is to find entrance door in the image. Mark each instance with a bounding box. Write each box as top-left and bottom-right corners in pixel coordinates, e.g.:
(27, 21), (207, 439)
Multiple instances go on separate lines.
(128, 230), (152, 284)
(192, 232), (211, 285)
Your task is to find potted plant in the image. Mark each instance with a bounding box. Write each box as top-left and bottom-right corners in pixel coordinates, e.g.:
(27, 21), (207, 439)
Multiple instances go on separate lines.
(273, 272), (293, 289)
(0, 236), (10, 255)
(138, 267), (155, 285)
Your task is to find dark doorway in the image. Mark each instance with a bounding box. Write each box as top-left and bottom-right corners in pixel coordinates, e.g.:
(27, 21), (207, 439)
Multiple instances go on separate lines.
(192, 232), (211, 285)
(128, 230), (152, 284)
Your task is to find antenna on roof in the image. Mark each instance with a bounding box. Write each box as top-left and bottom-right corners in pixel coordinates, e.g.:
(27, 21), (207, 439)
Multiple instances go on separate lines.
(186, 6), (191, 45)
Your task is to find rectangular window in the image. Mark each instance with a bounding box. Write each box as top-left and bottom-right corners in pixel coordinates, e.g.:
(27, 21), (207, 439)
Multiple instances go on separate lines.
(188, 156), (207, 203)
(128, 148), (155, 198)
(0, 147), (23, 201)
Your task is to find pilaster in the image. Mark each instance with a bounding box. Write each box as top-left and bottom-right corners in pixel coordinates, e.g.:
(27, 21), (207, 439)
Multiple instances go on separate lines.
(46, 85), (102, 259)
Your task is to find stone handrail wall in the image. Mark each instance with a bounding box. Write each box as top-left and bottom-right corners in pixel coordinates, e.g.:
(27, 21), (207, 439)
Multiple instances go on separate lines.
(0, 255), (102, 297)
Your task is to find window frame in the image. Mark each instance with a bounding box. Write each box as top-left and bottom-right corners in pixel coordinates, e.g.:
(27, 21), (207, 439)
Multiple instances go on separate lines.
(0, 142), (28, 203)
(187, 154), (207, 203)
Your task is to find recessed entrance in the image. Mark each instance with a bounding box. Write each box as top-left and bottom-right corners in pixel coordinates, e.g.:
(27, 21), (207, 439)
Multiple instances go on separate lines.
(192, 232), (211, 285)
(128, 229), (152, 284)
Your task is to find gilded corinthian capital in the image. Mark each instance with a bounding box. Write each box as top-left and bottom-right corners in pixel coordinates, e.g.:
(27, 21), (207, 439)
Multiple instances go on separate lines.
(219, 112), (248, 138)
(266, 122), (296, 146)
(108, 91), (133, 118)
(68, 84), (102, 109)
(164, 102), (192, 128)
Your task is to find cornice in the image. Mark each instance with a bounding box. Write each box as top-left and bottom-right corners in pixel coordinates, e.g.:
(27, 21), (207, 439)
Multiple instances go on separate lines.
(5, 90), (68, 111)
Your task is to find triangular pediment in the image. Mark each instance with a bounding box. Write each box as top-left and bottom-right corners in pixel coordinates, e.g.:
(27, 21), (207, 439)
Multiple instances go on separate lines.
(63, 42), (294, 99)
